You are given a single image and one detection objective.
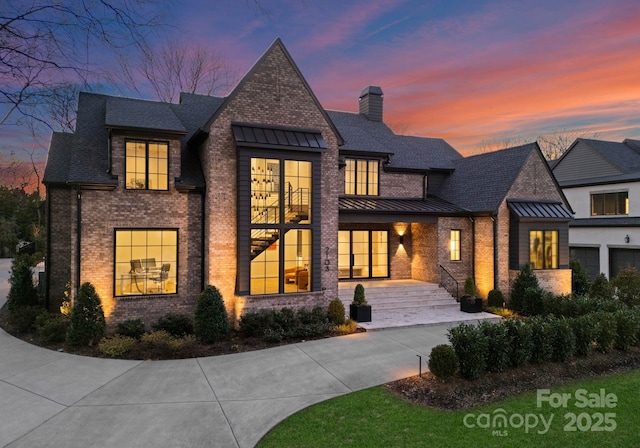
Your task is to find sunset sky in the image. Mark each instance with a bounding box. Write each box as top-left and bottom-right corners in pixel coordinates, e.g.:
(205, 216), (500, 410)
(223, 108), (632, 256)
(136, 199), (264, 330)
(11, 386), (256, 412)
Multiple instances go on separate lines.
(2, 0), (640, 161)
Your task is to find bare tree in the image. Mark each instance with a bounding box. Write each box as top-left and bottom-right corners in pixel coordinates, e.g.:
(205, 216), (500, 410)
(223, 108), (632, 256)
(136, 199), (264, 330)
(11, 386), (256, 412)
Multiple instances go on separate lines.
(473, 128), (600, 160)
(117, 40), (238, 103)
(0, 0), (164, 128)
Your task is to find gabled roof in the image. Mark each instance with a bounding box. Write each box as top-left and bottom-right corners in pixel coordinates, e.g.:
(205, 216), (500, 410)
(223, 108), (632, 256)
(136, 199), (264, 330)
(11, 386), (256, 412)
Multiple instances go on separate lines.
(43, 132), (74, 185)
(199, 38), (344, 147)
(433, 143), (539, 213)
(327, 110), (394, 155)
(553, 138), (640, 186)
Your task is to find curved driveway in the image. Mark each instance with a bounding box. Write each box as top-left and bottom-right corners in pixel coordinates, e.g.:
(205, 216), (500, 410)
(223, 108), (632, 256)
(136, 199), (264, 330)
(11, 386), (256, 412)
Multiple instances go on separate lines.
(0, 259), (450, 447)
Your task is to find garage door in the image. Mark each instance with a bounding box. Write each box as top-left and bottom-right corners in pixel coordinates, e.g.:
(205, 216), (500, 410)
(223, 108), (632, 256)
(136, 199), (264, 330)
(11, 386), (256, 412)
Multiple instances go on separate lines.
(570, 247), (600, 280)
(609, 248), (640, 278)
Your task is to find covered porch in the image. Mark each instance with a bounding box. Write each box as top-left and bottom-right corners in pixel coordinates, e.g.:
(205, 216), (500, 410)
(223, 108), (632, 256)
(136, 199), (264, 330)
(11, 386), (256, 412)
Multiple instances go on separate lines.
(338, 279), (501, 330)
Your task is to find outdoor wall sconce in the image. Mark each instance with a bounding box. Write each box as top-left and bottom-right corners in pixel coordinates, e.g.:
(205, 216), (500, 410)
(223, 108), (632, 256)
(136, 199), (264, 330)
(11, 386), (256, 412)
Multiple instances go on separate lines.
(399, 235), (404, 246)
(625, 234), (630, 244)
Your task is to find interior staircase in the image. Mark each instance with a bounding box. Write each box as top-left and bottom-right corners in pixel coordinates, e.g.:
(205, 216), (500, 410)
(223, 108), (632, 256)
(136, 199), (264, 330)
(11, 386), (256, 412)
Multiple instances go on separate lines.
(338, 279), (501, 330)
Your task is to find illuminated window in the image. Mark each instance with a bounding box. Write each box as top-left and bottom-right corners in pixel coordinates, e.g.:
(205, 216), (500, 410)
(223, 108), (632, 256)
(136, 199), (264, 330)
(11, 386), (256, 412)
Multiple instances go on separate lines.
(529, 230), (558, 269)
(249, 158), (312, 295)
(591, 191), (628, 216)
(125, 140), (168, 190)
(344, 158), (378, 195)
(114, 229), (177, 296)
(450, 230), (461, 261)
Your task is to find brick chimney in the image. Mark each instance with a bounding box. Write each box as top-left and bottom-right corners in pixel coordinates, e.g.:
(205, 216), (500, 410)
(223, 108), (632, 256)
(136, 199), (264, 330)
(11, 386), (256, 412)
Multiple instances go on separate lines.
(359, 86), (383, 121)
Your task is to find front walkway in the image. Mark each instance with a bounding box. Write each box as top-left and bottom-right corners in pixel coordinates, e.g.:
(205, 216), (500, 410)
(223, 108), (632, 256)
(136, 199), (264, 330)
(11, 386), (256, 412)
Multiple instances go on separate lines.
(0, 259), (455, 448)
(339, 279), (501, 330)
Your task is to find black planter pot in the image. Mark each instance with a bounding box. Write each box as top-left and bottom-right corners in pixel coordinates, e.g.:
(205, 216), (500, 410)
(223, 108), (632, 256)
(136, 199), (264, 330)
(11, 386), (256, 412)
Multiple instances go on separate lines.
(350, 304), (372, 322)
(460, 296), (483, 313)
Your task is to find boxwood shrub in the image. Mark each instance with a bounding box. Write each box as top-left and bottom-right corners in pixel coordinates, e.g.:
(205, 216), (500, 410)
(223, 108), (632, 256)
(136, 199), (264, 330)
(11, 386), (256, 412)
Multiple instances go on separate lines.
(448, 323), (488, 380)
(478, 320), (510, 373)
(428, 344), (459, 380)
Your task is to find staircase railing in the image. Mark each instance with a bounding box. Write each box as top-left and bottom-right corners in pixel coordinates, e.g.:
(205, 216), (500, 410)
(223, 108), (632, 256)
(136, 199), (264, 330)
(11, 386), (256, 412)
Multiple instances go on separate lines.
(438, 264), (459, 301)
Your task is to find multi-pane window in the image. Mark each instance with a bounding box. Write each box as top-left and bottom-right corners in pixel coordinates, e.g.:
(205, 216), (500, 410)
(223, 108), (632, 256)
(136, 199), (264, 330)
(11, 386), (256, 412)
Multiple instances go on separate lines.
(591, 191), (628, 216)
(344, 158), (378, 195)
(450, 230), (461, 261)
(115, 229), (177, 296)
(250, 158), (312, 295)
(529, 230), (558, 269)
(125, 140), (169, 190)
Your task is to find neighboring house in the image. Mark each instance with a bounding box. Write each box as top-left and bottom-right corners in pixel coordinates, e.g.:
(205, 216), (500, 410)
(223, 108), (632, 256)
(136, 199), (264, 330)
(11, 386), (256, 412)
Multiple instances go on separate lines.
(552, 138), (640, 279)
(43, 39), (572, 325)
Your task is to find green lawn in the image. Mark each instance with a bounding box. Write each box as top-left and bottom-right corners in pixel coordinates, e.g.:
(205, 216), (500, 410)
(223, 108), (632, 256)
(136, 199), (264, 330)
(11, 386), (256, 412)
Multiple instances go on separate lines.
(258, 370), (640, 447)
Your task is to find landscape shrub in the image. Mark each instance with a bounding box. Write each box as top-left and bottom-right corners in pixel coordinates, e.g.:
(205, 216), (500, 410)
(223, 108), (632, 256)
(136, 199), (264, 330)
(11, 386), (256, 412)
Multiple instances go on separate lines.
(335, 319), (357, 335)
(613, 310), (637, 351)
(34, 310), (68, 343)
(66, 282), (106, 346)
(428, 344), (459, 380)
(509, 264), (539, 312)
(570, 259), (590, 297)
(521, 287), (547, 316)
(528, 317), (553, 364)
(353, 283), (367, 305)
(239, 306), (331, 341)
(487, 289), (505, 308)
(8, 305), (41, 333)
(99, 335), (137, 357)
(463, 277), (477, 297)
(327, 298), (345, 325)
(503, 318), (532, 367)
(116, 319), (146, 340)
(589, 273), (612, 300)
(239, 310), (277, 338)
(194, 285), (229, 343)
(571, 314), (596, 356)
(7, 254), (39, 312)
(140, 330), (178, 357)
(593, 312), (617, 353)
(547, 317), (575, 362)
(611, 267), (640, 307)
(478, 320), (510, 373)
(447, 323), (488, 380)
(153, 313), (194, 338)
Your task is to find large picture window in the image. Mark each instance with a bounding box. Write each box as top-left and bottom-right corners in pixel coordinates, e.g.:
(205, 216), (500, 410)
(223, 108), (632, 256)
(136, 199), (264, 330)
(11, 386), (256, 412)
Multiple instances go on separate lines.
(529, 230), (558, 269)
(591, 191), (628, 216)
(249, 158), (312, 295)
(345, 158), (378, 195)
(125, 140), (169, 190)
(115, 229), (177, 296)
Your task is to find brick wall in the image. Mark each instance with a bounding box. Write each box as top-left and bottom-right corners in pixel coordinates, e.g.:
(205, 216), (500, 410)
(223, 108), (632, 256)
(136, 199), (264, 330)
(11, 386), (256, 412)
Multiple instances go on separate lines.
(474, 216), (495, 298)
(201, 42), (341, 322)
(46, 187), (74, 311)
(379, 171), (424, 198)
(411, 222), (438, 282)
(438, 217), (473, 290)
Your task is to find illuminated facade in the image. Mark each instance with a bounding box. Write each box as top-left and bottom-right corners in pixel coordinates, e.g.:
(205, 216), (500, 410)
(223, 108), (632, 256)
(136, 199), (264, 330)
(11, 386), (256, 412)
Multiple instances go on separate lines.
(44, 39), (573, 326)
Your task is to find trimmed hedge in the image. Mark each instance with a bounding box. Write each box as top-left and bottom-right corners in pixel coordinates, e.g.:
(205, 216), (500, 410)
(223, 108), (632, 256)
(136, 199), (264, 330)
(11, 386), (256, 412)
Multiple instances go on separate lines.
(448, 323), (488, 380)
(478, 320), (510, 373)
(239, 306), (331, 342)
(153, 313), (194, 338)
(194, 285), (229, 343)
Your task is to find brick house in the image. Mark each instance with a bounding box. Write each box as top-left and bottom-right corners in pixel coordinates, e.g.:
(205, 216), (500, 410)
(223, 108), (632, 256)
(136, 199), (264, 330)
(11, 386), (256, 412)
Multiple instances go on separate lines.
(43, 39), (573, 326)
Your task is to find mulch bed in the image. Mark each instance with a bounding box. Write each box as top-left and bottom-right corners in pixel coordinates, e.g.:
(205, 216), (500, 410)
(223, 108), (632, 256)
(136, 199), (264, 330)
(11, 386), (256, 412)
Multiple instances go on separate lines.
(387, 347), (640, 410)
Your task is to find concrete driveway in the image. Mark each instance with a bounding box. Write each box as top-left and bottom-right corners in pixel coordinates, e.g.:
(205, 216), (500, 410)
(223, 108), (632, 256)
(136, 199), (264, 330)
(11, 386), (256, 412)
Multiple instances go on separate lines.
(0, 259), (451, 447)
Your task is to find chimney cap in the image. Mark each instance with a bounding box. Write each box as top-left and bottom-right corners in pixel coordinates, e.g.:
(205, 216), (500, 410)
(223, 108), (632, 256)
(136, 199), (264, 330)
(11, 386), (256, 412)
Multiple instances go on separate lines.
(359, 85), (383, 98)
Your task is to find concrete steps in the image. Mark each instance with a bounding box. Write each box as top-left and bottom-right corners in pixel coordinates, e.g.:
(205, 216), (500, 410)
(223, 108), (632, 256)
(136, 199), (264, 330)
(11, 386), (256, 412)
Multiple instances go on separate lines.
(338, 279), (501, 330)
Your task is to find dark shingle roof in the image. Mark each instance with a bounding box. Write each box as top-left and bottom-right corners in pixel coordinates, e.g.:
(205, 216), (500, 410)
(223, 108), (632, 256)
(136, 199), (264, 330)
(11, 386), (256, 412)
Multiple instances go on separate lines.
(327, 110), (462, 170)
(433, 143), (537, 213)
(105, 96), (187, 133)
(43, 132), (75, 184)
(578, 138), (640, 173)
(327, 110), (394, 155)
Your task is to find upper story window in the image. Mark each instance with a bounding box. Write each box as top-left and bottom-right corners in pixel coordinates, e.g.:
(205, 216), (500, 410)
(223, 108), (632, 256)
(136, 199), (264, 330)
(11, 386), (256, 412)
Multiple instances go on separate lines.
(345, 158), (378, 195)
(591, 191), (628, 216)
(126, 140), (169, 190)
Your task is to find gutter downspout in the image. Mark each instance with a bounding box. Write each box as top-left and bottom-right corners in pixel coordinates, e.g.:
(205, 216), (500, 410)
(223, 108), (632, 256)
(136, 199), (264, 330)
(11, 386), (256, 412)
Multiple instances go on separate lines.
(75, 186), (82, 297)
(45, 188), (51, 311)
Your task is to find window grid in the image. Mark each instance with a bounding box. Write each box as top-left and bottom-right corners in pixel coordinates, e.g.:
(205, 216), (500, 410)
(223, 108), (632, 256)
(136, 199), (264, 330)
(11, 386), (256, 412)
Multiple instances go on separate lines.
(450, 229), (461, 261)
(344, 158), (379, 196)
(125, 140), (169, 190)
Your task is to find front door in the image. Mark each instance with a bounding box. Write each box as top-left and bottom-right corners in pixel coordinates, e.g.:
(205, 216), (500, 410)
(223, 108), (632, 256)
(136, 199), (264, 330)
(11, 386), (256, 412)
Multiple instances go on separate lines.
(338, 230), (388, 279)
